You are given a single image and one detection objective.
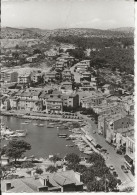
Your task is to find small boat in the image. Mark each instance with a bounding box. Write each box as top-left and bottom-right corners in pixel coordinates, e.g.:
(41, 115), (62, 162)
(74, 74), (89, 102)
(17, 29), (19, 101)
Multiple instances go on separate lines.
(66, 137), (71, 140)
(10, 134), (18, 138)
(49, 123), (55, 125)
(83, 151), (93, 155)
(25, 120), (31, 123)
(38, 124), (44, 127)
(58, 134), (67, 138)
(16, 130), (27, 137)
(66, 145), (74, 147)
(47, 125), (54, 128)
(21, 122), (28, 125)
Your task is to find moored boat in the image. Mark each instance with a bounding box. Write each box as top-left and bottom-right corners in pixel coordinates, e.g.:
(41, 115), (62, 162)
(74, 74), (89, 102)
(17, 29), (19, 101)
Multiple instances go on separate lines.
(16, 129), (27, 137)
(47, 125), (54, 128)
(58, 134), (67, 138)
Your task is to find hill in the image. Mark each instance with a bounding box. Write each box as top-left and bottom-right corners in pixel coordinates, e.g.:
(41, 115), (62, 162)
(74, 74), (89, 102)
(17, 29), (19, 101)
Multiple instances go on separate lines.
(1, 26), (134, 40)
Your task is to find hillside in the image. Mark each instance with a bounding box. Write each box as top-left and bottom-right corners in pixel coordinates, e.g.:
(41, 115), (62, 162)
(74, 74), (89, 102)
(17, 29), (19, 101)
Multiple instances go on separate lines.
(1, 27), (134, 40)
(109, 27), (134, 32)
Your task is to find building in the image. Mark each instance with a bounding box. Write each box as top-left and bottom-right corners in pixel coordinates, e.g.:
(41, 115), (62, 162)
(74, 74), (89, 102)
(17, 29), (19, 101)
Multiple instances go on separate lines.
(18, 73), (31, 84)
(1, 170), (83, 193)
(0, 69), (18, 83)
(62, 70), (74, 82)
(124, 135), (135, 173)
(55, 61), (65, 71)
(102, 84), (115, 95)
(60, 82), (73, 91)
(75, 60), (90, 72)
(31, 72), (42, 84)
(102, 114), (134, 142)
(9, 96), (20, 110)
(46, 97), (63, 114)
(0, 97), (10, 111)
(62, 93), (79, 108)
(80, 72), (91, 81)
(18, 99), (43, 112)
(44, 71), (61, 82)
(80, 80), (94, 91)
(26, 56), (37, 63)
(80, 94), (104, 109)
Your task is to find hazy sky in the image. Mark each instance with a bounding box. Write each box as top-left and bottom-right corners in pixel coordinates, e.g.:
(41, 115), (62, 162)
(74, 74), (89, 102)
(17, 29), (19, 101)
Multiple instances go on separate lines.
(1, 0), (135, 29)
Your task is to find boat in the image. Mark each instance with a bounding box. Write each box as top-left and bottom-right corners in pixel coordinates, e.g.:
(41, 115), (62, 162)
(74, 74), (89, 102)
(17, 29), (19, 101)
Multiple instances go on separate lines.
(24, 120), (31, 123)
(66, 145), (74, 147)
(10, 134), (18, 138)
(83, 151), (93, 155)
(16, 130), (27, 137)
(47, 125), (54, 128)
(66, 137), (72, 140)
(38, 124), (44, 127)
(21, 122), (28, 125)
(49, 123), (55, 125)
(58, 134), (67, 138)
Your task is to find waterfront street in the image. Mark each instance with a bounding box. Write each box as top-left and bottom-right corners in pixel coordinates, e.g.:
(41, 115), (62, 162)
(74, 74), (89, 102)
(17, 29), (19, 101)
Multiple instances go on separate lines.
(78, 113), (134, 185)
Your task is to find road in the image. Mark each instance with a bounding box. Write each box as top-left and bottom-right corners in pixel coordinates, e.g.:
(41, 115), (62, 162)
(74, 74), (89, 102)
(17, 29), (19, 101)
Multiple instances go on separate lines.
(70, 64), (80, 83)
(71, 63), (135, 186)
(78, 113), (134, 184)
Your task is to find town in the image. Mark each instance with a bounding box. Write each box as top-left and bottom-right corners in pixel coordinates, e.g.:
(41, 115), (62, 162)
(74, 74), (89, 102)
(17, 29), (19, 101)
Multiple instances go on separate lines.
(0, 0), (135, 193)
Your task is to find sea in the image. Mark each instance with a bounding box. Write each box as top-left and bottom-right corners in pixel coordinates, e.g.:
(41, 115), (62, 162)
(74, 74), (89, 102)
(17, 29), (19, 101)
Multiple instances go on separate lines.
(1, 116), (82, 158)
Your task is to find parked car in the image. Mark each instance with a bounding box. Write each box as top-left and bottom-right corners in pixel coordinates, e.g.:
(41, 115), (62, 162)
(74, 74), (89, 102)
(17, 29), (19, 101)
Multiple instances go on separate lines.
(113, 171), (118, 177)
(109, 165), (115, 170)
(121, 165), (128, 173)
(116, 149), (122, 155)
(100, 148), (107, 153)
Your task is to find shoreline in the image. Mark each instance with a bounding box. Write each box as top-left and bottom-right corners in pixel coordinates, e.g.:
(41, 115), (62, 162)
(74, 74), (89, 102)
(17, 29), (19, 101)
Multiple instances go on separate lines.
(0, 111), (82, 122)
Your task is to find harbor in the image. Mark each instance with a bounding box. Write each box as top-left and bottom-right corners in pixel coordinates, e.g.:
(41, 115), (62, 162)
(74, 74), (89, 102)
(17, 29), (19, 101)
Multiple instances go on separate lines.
(1, 116), (87, 158)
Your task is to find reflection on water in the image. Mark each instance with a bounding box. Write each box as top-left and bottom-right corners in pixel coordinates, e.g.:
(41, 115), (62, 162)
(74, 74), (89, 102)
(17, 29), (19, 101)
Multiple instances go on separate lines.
(1, 116), (81, 158)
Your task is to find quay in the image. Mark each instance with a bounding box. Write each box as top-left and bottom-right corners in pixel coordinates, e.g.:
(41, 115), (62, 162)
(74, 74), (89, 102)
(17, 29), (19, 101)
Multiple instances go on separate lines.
(1, 111), (82, 122)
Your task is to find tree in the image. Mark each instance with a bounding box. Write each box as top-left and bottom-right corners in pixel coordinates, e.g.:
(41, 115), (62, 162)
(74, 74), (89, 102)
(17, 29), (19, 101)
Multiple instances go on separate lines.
(35, 168), (43, 175)
(4, 139), (31, 163)
(65, 153), (81, 164)
(87, 152), (105, 165)
(50, 155), (61, 164)
(122, 187), (134, 192)
(87, 179), (106, 192)
(46, 165), (58, 173)
(33, 49), (42, 55)
(81, 169), (95, 184)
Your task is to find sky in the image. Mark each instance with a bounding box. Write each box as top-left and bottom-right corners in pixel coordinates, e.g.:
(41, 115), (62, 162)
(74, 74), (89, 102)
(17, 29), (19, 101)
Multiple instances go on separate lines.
(1, 0), (135, 30)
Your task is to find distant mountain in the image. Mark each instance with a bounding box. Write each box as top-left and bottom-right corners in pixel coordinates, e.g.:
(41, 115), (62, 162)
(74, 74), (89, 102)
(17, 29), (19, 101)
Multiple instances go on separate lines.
(109, 27), (134, 34)
(47, 27), (134, 38)
(1, 26), (134, 40)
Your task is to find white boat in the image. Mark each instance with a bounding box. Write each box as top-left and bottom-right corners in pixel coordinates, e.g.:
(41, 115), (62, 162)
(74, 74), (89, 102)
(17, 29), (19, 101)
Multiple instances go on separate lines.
(49, 123), (55, 125)
(25, 120), (31, 123)
(38, 124), (44, 127)
(16, 130), (27, 137)
(10, 134), (18, 138)
(83, 151), (93, 155)
(47, 125), (54, 128)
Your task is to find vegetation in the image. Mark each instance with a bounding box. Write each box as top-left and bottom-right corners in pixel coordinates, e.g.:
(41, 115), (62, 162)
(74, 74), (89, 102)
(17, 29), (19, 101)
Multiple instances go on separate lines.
(49, 155), (61, 163)
(65, 152), (119, 192)
(51, 35), (134, 74)
(35, 168), (43, 175)
(65, 153), (81, 164)
(3, 139), (31, 163)
(20, 161), (35, 169)
(46, 165), (58, 173)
